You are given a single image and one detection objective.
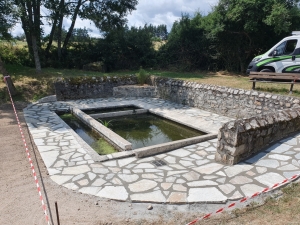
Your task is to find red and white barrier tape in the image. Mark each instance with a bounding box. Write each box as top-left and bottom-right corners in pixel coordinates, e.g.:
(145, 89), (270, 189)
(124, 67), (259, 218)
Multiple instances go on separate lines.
(3, 76), (50, 225)
(186, 173), (300, 225)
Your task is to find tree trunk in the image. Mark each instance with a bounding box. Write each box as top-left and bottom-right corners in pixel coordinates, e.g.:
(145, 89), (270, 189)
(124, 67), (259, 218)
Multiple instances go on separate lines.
(0, 57), (18, 96)
(57, 0), (65, 60)
(62, 0), (82, 54)
(31, 36), (42, 73)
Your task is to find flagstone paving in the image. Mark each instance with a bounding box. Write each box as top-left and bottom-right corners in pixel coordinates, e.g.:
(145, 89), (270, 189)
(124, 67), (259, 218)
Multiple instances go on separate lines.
(23, 97), (300, 204)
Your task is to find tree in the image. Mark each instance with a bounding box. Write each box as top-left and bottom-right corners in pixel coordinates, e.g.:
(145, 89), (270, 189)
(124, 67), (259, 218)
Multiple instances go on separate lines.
(8, 0), (138, 71)
(16, 0), (42, 73)
(0, 0), (17, 95)
(203, 0), (300, 72)
(44, 0), (138, 60)
(157, 13), (211, 71)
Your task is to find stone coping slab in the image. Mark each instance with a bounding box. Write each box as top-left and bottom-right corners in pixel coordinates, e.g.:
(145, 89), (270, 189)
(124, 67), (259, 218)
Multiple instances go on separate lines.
(23, 97), (300, 204)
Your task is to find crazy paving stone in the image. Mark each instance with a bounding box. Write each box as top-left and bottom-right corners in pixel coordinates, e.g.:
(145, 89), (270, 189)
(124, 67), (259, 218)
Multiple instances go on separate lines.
(265, 143), (292, 153)
(169, 164), (186, 170)
(167, 192), (187, 203)
(292, 159), (300, 167)
(135, 163), (155, 169)
(92, 168), (110, 174)
(224, 165), (253, 178)
(240, 184), (264, 197)
(161, 183), (172, 190)
(72, 174), (85, 181)
(142, 174), (159, 179)
(245, 152), (267, 164)
(91, 178), (106, 187)
(50, 175), (73, 185)
(187, 180), (218, 187)
(102, 160), (117, 167)
(193, 163), (224, 174)
(255, 159), (280, 168)
(168, 149), (191, 157)
(79, 187), (102, 195)
(182, 171), (200, 181)
(187, 187), (227, 203)
(175, 179), (186, 184)
(131, 190), (166, 202)
(41, 151), (60, 168)
(117, 157), (137, 167)
(87, 172), (96, 181)
(62, 183), (79, 190)
(255, 172), (285, 187)
(283, 171), (300, 179)
(77, 179), (89, 186)
(278, 164), (299, 171)
(295, 153), (300, 159)
(173, 184), (187, 192)
(229, 176), (253, 185)
(97, 186), (128, 201)
(268, 154), (292, 161)
(229, 191), (243, 200)
(62, 165), (91, 175)
(129, 179), (158, 192)
(164, 156), (176, 164)
(219, 184), (235, 195)
(118, 174), (139, 183)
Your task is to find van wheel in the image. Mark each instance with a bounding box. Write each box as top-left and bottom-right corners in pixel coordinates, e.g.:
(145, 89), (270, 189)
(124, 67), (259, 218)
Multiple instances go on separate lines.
(260, 69), (273, 72)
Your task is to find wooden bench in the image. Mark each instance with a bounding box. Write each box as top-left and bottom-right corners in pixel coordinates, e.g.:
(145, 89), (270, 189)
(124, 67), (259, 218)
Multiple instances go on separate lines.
(249, 71), (300, 94)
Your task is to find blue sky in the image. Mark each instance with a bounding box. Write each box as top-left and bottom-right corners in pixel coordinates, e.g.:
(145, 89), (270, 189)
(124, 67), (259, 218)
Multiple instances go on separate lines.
(12, 0), (218, 37)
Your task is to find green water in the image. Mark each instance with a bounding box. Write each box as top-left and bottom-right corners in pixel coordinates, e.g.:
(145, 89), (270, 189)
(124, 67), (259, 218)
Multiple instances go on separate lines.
(59, 114), (118, 155)
(82, 106), (140, 114)
(97, 113), (205, 149)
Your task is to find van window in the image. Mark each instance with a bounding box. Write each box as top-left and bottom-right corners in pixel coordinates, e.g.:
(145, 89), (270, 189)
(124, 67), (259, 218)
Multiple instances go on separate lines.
(273, 39), (297, 56)
(285, 40), (297, 54)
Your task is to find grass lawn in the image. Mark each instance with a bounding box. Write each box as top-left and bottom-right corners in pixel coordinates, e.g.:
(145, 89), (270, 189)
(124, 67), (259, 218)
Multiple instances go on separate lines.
(1, 65), (300, 104)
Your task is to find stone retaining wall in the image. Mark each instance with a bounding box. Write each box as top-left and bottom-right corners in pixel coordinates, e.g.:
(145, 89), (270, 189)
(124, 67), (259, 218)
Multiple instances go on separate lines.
(216, 108), (300, 165)
(113, 85), (157, 98)
(147, 76), (300, 118)
(54, 75), (137, 100)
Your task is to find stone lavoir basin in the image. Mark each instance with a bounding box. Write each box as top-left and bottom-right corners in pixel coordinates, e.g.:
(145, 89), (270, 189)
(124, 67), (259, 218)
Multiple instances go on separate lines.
(61, 105), (207, 158)
(97, 112), (205, 149)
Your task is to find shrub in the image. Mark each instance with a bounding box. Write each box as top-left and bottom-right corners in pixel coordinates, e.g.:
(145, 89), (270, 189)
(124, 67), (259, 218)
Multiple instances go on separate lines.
(136, 67), (149, 85)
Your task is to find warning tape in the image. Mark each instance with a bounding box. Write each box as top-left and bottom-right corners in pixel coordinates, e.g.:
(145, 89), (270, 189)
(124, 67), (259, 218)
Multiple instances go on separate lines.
(3, 76), (51, 225)
(185, 172), (300, 225)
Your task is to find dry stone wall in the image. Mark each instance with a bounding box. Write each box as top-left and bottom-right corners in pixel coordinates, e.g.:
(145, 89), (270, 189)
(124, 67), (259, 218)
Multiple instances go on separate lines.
(216, 108), (300, 165)
(147, 76), (300, 118)
(113, 85), (157, 98)
(54, 75), (137, 100)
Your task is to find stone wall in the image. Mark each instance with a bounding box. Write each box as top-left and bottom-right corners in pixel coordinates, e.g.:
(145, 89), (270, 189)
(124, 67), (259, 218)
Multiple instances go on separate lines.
(147, 76), (300, 118)
(54, 75), (137, 100)
(113, 85), (157, 98)
(215, 108), (300, 165)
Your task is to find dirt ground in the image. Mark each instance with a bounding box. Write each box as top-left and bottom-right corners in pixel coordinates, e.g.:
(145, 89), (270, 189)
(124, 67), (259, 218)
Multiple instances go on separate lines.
(2, 101), (300, 225)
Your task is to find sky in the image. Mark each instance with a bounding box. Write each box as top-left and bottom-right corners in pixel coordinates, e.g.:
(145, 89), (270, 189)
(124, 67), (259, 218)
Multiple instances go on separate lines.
(12, 0), (218, 38)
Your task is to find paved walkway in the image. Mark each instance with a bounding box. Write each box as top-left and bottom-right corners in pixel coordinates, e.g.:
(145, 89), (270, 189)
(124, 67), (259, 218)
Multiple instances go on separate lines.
(23, 97), (300, 204)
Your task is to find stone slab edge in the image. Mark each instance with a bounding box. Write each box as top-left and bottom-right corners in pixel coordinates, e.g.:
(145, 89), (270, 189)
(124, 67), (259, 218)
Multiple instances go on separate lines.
(134, 133), (217, 158)
(90, 109), (148, 119)
(72, 107), (132, 151)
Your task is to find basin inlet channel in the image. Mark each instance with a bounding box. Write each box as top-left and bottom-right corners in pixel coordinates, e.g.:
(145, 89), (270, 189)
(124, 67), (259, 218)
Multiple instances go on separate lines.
(58, 106), (206, 155)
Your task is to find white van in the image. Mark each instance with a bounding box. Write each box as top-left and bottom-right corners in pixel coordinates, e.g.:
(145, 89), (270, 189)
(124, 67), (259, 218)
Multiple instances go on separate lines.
(246, 31), (300, 74)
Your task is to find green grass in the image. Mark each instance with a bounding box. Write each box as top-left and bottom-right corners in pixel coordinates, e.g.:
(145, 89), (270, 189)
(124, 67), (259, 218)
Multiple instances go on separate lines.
(1, 64), (300, 104)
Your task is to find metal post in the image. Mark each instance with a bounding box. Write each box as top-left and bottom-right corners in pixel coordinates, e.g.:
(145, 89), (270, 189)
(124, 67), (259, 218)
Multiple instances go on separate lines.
(55, 201), (60, 225)
(252, 80), (256, 90)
